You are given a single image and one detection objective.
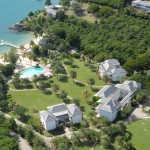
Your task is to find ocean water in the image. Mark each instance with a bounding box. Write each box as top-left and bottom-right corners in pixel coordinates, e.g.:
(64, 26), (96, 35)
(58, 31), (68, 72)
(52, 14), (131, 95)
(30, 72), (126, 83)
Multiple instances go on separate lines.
(0, 0), (59, 54)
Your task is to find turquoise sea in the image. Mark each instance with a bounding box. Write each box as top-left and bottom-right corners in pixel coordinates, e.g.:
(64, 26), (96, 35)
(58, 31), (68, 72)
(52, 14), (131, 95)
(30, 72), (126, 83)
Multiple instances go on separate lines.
(0, 0), (59, 54)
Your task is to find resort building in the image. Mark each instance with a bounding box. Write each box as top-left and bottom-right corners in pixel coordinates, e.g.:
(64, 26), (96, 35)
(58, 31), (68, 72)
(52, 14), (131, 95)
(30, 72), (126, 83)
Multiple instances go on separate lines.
(40, 103), (82, 131)
(95, 80), (142, 121)
(132, 1), (150, 12)
(99, 59), (126, 82)
(45, 5), (62, 17)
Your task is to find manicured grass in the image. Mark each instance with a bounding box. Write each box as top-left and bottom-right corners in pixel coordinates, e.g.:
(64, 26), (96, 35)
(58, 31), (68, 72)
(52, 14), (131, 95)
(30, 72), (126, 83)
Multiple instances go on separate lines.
(66, 3), (97, 23)
(64, 59), (104, 86)
(78, 145), (104, 150)
(127, 119), (150, 150)
(9, 90), (63, 119)
(9, 58), (103, 121)
(52, 76), (99, 116)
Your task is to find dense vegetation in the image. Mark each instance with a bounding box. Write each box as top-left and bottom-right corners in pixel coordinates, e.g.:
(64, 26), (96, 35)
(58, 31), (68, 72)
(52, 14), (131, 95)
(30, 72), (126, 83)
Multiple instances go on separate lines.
(24, 8), (150, 67)
(52, 121), (135, 150)
(0, 115), (19, 149)
(3, 1), (150, 149)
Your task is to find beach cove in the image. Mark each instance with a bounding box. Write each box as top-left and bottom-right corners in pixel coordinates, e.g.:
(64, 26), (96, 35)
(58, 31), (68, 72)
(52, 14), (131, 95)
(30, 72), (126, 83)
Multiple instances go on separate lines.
(0, 0), (59, 54)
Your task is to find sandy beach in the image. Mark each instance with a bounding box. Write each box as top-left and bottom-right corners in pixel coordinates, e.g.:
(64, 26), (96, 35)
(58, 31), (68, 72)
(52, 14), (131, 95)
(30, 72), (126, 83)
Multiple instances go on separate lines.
(0, 36), (42, 65)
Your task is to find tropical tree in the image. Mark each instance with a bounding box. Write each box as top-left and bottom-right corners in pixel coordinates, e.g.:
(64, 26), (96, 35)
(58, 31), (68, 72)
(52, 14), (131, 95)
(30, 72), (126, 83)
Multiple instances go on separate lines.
(71, 2), (83, 15)
(59, 90), (68, 100)
(88, 111), (96, 120)
(29, 40), (35, 48)
(83, 90), (91, 100)
(73, 98), (80, 107)
(52, 84), (60, 94)
(87, 78), (95, 88)
(2, 53), (8, 64)
(14, 106), (27, 120)
(27, 52), (34, 65)
(20, 45), (25, 52)
(102, 75), (111, 84)
(70, 70), (77, 83)
(7, 49), (18, 64)
(45, 0), (51, 6)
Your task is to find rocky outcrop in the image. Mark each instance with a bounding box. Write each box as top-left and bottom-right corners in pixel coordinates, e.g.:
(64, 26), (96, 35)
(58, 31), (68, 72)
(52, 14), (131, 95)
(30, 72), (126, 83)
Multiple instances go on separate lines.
(9, 23), (31, 32)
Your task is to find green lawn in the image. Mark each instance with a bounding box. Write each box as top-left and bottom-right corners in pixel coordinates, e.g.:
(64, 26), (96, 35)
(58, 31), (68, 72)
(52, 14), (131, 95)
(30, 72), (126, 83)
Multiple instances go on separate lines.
(127, 119), (150, 150)
(9, 58), (103, 121)
(64, 59), (104, 86)
(66, 3), (97, 23)
(78, 145), (104, 150)
(9, 90), (63, 119)
(50, 76), (98, 116)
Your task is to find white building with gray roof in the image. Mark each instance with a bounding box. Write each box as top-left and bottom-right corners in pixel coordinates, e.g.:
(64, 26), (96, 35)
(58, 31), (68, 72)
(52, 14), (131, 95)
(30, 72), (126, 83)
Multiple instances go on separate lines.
(99, 59), (126, 82)
(132, 1), (150, 12)
(40, 103), (82, 131)
(95, 80), (141, 121)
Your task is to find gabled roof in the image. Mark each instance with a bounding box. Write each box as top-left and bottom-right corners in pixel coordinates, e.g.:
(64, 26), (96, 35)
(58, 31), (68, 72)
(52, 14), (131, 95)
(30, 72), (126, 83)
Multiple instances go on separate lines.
(132, 81), (142, 90)
(67, 104), (82, 117)
(111, 68), (126, 74)
(40, 110), (55, 122)
(132, 1), (150, 7)
(105, 59), (120, 65)
(122, 80), (135, 91)
(47, 103), (68, 116)
(94, 85), (117, 98)
(103, 63), (115, 72)
(99, 100), (117, 113)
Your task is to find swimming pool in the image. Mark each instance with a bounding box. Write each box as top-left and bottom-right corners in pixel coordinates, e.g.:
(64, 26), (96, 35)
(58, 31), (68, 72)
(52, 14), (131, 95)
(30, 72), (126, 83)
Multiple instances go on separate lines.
(20, 67), (45, 78)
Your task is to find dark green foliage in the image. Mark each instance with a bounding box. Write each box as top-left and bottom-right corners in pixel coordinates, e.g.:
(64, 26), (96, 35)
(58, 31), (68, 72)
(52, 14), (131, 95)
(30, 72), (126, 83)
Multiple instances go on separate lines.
(32, 45), (40, 56)
(119, 106), (132, 119)
(7, 49), (18, 64)
(14, 106), (28, 120)
(45, 0), (51, 6)
(0, 115), (19, 150)
(52, 136), (70, 150)
(0, 63), (15, 77)
(0, 76), (8, 112)
(56, 11), (67, 22)
(88, 4), (99, 14)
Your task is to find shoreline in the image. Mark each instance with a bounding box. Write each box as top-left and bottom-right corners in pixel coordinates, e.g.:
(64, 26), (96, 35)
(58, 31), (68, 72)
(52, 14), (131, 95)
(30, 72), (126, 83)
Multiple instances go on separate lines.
(0, 35), (42, 64)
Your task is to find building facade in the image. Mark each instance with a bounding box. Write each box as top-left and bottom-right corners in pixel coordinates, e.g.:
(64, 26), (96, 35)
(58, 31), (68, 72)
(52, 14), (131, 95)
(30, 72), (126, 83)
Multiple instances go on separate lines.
(95, 80), (142, 121)
(99, 59), (126, 82)
(40, 103), (82, 131)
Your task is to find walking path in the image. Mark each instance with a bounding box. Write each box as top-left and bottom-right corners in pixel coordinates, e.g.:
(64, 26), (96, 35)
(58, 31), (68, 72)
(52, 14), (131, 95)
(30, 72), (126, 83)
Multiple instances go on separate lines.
(63, 64), (104, 88)
(0, 111), (74, 149)
(10, 132), (32, 150)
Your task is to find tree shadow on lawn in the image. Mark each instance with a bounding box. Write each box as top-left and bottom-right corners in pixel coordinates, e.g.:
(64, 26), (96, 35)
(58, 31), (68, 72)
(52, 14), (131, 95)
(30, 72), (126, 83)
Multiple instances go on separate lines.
(91, 88), (99, 93)
(48, 127), (65, 136)
(58, 75), (69, 82)
(75, 81), (85, 87)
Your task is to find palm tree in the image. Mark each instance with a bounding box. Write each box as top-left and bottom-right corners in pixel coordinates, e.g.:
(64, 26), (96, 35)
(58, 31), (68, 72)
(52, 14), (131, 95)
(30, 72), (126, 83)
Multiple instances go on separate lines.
(89, 111), (96, 120)
(2, 53), (8, 64)
(34, 32), (38, 43)
(27, 52), (35, 65)
(87, 78), (95, 88)
(52, 84), (60, 94)
(20, 45), (25, 52)
(29, 40), (35, 48)
(83, 90), (91, 100)
(70, 70), (77, 83)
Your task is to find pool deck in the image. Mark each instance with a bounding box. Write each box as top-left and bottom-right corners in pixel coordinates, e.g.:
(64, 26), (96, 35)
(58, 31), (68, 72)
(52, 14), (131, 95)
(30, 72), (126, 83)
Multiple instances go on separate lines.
(14, 56), (52, 79)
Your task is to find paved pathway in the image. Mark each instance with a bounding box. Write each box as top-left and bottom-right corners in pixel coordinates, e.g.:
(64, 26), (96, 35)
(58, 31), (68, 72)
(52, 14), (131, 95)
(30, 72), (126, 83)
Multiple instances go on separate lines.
(10, 132), (32, 150)
(63, 64), (104, 88)
(0, 111), (75, 149)
(125, 104), (150, 123)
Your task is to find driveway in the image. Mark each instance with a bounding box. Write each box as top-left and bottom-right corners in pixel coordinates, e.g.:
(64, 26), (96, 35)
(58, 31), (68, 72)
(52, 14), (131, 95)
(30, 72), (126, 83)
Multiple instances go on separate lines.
(126, 103), (150, 123)
(10, 132), (32, 150)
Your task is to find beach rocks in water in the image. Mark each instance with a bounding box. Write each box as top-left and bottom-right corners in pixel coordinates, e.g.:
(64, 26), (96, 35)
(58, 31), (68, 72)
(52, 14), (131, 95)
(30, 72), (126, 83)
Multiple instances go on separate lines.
(9, 23), (30, 32)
